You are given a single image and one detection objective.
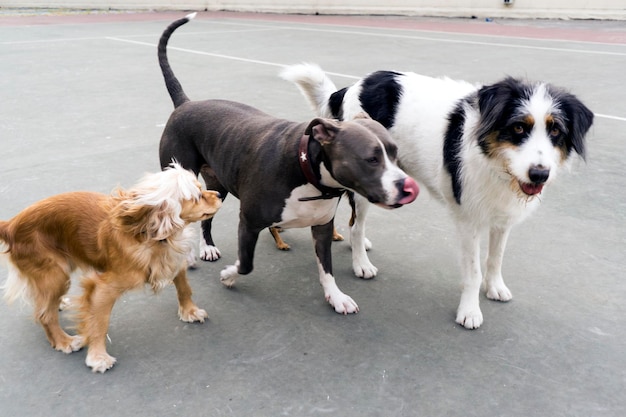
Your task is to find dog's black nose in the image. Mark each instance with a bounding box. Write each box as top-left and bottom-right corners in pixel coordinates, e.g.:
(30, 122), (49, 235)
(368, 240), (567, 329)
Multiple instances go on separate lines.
(528, 166), (550, 184)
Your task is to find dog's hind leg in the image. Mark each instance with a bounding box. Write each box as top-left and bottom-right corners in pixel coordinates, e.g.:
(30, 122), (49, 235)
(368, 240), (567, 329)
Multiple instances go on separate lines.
(312, 221), (359, 314)
(332, 227), (344, 242)
(269, 225), (341, 250)
(77, 272), (137, 373)
(349, 194), (377, 279)
(199, 167), (228, 261)
(220, 223), (261, 287)
(269, 226), (290, 250)
(27, 265), (83, 354)
(199, 217), (222, 261)
(173, 269), (208, 322)
(484, 226), (513, 302)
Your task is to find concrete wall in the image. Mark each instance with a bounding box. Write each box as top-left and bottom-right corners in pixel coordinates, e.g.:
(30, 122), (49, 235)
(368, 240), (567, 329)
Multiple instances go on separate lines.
(3, 0), (626, 20)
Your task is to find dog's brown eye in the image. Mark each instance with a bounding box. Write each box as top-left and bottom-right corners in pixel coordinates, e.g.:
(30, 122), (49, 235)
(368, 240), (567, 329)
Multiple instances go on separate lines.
(512, 124), (525, 135)
(549, 127), (561, 137)
(366, 156), (379, 164)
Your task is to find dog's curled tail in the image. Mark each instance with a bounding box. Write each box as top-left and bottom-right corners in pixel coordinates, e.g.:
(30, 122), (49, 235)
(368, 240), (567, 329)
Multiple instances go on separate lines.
(158, 12), (197, 108)
(280, 63), (338, 119)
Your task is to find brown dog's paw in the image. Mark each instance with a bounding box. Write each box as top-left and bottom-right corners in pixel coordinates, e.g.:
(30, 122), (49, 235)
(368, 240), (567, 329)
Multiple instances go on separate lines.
(269, 227), (290, 251)
(179, 306), (208, 323)
(332, 229), (344, 241)
(54, 335), (84, 354)
(86, 351), (117, 373)
(276, 241), (290, 251)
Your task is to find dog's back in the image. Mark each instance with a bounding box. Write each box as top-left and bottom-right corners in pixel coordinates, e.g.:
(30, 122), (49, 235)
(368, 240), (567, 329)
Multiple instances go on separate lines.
(160, 99), (306, 191)
(2, 192), (109, 271)
(157, 13), (307, 185)
(0, 192), (107, 307)
(281, 64), (477, 201)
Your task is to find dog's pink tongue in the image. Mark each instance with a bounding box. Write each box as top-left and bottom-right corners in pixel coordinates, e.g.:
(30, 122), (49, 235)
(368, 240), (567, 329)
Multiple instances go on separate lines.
(399, 177), (419, 205)
(520, 182), (544, 196)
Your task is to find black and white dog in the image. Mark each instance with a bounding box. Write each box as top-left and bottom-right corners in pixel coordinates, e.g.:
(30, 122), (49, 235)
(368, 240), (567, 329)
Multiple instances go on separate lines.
(157, 16), (418, 314)
(281, 64), (593, 328)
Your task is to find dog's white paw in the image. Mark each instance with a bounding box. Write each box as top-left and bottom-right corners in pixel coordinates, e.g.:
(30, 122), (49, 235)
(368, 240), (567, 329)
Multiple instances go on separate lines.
(353, 260), (378, 279)
(220, 264), (239, 288)
(186, 250), (198, 269)
(352, 250), (378, 279)
(325, 290), (359, 315)
(200, 243), (221, 261)
(55, 335), (84, 354)
(456, 307), (484, 329)
(179, 306), (208, 323)
(59, 296), (72, 311)
(86, 352), (117, 373)
(486, 282), (513, 302)
(69, 335), (85, 352)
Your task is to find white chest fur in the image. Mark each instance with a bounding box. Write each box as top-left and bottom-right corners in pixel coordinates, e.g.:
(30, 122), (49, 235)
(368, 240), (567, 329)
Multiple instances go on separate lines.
(273, 184), (339, 229)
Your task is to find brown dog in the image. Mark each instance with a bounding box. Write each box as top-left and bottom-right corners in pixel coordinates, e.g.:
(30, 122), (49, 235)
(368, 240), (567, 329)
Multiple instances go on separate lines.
(0, 163), (221, 373)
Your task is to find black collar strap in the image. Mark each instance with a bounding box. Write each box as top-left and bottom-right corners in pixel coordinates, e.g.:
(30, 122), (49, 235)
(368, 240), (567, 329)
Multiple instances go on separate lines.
(298, 134), (345, 201)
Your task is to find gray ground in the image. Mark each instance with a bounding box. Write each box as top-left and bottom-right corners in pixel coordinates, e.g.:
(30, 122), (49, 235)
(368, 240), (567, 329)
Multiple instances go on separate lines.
(0, 11), (624, 417)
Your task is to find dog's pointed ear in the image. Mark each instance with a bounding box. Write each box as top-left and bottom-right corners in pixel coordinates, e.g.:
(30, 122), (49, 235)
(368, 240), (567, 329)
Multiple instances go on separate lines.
(306, 118), (341, 145)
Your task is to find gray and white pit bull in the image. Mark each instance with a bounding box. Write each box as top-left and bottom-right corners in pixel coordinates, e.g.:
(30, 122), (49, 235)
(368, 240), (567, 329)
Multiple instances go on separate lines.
(157, 14), (419, 314)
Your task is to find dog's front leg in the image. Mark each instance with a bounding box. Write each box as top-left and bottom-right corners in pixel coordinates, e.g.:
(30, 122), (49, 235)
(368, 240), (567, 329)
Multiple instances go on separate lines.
(79, 273), (126, 373)
(485, 226), (513, 302)
(454, 223), (484, 329)
(220, 223), (260, 287)
(312, 221), (359, 314)
(173, 269), (208, 322)
(350, 194), (377, 279)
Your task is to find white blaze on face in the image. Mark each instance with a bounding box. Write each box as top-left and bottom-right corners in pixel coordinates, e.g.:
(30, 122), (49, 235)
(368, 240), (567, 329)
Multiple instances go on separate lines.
(376, 137), (408, 205)
(506, 84), (562, 185)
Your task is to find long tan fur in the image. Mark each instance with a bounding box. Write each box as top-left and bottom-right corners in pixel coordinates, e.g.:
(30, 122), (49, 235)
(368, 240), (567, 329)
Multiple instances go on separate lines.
(0, 164), (221, 373)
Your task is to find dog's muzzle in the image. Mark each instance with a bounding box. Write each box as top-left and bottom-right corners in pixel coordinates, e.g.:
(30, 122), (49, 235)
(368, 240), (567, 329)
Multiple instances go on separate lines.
(373, 177), (419, 208)
(520, 166), (550, 196)
(397, 177), (419, 205)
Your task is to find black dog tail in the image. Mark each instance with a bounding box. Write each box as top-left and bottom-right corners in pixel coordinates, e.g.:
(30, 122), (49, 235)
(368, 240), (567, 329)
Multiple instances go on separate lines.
(158, 12), (196, 108)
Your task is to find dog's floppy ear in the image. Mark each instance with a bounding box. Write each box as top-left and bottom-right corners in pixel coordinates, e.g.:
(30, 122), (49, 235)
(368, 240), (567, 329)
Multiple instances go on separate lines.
(557, 92), (594, 160)
(142, 200), (182, 241)
(476, 77), (521, 141)
(306, 118), (341, 145)
(113, 190), (183, 241)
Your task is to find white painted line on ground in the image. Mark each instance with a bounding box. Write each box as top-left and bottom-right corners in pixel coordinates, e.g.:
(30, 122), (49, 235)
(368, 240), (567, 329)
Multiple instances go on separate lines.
(107, 36), (626, 123)
(594, 113), (626, 122)
(199, 19), (626, 56)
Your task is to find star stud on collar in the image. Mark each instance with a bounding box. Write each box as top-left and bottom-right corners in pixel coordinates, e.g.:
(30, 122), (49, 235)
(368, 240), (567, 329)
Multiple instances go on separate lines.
(300, 152), (307, 162)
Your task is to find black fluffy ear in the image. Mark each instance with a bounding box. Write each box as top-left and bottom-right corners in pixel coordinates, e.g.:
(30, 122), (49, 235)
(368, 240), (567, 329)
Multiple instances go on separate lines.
(558, 93), (594, 160)
(475, 77), (521, 141)
(306, 118), (340, 145)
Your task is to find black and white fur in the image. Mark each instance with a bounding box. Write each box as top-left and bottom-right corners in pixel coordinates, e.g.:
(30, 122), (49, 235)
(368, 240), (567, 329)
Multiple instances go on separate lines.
(281, 64), (593, 328)
(157, 15), (418, 314)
